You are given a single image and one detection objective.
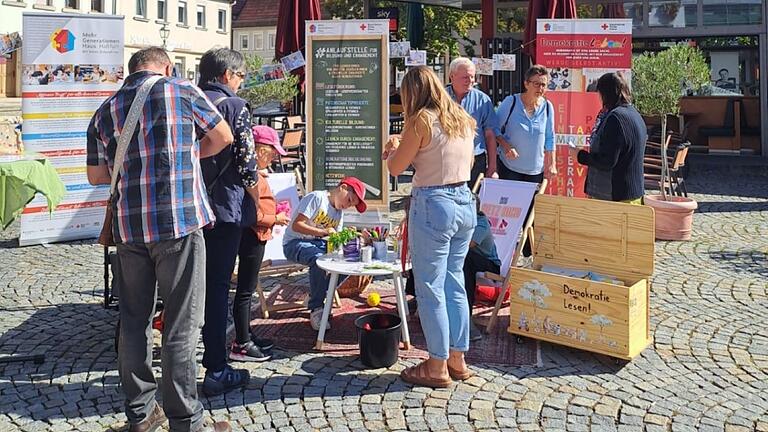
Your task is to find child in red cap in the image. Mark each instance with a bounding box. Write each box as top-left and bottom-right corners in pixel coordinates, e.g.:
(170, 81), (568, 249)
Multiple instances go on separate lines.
(282, 176), (367, 330)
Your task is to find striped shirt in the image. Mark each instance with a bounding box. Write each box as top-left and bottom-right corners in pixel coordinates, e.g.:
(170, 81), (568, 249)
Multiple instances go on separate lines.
(86, 71), (223, 244)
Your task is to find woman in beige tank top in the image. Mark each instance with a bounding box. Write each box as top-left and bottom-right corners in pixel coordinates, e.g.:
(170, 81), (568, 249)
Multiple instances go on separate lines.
(384, 66), (477, 388)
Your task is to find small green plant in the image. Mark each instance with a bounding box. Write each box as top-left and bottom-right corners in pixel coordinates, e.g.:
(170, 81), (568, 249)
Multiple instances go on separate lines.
(327, 227), (359, 252)
(632, 45), (709, 199)
(238, 54), (299, 108)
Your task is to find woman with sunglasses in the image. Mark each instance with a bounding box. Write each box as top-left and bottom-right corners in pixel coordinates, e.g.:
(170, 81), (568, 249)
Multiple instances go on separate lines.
(197, 48), (260, 396)
(493, 65), (557, 184)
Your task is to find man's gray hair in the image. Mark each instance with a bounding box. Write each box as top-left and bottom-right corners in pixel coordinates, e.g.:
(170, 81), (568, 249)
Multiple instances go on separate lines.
(449, 57), (475, 75)
(198, 47), (246, 85)
(128, 47), (171, 74)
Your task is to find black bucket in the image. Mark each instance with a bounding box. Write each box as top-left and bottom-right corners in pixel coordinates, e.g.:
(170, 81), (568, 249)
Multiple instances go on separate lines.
(355, 313), (402, 368)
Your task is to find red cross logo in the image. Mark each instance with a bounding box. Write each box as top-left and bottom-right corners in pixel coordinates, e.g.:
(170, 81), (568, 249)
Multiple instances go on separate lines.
(360, 23), (367, 31)
(601, 23), (609, 30)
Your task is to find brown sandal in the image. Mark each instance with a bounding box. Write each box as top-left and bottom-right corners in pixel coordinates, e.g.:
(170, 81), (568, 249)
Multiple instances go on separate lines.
(447, 365), (473, 381)
(400, 362), (452, 388)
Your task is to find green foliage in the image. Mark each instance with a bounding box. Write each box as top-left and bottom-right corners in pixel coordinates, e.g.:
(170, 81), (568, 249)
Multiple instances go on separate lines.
(237, 54), (300, 108)
(632, 45), (709, 117)
(322, 0), (480, 59)
(327, 227), (360, 252)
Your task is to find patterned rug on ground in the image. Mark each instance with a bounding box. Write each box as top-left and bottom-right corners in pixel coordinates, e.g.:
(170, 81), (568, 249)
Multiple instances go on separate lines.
(249, 282), (539, 367)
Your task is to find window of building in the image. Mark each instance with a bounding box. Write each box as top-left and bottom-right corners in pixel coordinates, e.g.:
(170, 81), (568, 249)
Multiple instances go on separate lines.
(218, 10), (226, 31)
(136, 0), (147, 17)
(253, 32), (264, 50)
(36, 0), (54, 6)
(157, 0), (167, 21)
(240, 34), (249, 50)
(703, 0), (763, 26)
(90, 0), (103, 12)
(65, 0), (79, 8)
(267, 32), (276, 50)
(196, 5), (206, 28)
(174, 57), (185, 78)
(178, 1), (187, 24)
(648, 0), (697, 28)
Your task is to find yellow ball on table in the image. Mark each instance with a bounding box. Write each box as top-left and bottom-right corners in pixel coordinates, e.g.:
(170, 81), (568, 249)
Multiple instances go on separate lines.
(366, 292), (381, 307)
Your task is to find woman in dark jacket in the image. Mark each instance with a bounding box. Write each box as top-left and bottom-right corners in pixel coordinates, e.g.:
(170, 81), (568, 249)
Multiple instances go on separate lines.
(570, 72), (647, 203)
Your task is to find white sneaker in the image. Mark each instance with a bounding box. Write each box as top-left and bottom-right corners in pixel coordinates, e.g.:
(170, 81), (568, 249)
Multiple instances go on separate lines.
(310, 308), (330, 331)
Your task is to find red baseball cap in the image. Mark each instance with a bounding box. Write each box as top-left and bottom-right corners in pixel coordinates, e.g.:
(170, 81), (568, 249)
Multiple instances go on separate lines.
(339, 176), (367, 213)
(252, 125), (287, 156)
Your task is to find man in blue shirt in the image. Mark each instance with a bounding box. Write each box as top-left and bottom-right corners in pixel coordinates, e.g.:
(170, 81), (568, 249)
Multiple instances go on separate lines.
(446, 57), (498, 188)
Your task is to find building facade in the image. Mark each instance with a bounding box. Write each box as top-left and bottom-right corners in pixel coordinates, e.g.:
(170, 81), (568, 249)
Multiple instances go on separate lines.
(0, 0), (232, 96)
(232, 0), (278, 62)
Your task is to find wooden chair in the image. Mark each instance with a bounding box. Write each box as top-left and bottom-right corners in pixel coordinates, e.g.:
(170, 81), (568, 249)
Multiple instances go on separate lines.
(285, 115), (304, 129)
(276, 128), (305, 173)
(644, 135), (690, 197)
(252, 168), (340, 318)
(483, 179), (548, 333)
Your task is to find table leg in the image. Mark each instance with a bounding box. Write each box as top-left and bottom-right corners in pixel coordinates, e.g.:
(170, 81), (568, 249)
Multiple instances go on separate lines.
(393, 272), (411, 350)
(314, 272), (339, 350)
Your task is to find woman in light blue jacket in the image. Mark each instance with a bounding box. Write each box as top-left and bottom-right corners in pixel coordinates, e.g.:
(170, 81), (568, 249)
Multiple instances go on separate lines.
(493, 65), (557, 183)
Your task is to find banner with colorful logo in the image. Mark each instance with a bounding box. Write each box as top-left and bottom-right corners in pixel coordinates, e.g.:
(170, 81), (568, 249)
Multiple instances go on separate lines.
(537, 19), (632, 197)
(20, 13), (124, 245)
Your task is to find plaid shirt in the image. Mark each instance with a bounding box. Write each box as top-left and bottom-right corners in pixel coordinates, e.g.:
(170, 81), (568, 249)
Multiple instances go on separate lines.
(87, 71), (223, 244)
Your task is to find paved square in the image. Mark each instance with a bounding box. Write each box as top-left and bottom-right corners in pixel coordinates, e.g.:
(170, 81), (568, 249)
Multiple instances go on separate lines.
(1, 165), (767, 431)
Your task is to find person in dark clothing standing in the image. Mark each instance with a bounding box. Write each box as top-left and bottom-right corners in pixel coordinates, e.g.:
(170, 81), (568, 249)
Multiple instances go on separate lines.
(198, 48), (262, 397)
(571, 72), (647, 203)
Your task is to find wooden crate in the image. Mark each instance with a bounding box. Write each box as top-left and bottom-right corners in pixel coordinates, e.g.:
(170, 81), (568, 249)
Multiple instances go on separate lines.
(508, 195), (655, 360)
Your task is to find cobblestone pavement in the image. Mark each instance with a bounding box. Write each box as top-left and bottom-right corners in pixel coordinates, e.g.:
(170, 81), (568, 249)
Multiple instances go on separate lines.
(1, 165), (767, 431)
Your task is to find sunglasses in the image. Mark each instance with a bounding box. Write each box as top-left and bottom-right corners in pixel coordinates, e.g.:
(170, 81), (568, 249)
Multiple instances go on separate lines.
(231, 70), (246, 79)
(527, 80), (547, 89)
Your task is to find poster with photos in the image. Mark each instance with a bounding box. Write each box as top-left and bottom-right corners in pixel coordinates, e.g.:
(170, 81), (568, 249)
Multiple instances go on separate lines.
(395, 69), (405, 89)
(389, 41), (410, 58)
(280, 51), (306, 72)
(493, 54), (516, 71)
(405, 50), (426, 66)
(472, 57), (494, 76)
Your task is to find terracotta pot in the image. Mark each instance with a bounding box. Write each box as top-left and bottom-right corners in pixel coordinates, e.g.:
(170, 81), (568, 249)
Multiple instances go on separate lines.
(644, 195), (698, 241)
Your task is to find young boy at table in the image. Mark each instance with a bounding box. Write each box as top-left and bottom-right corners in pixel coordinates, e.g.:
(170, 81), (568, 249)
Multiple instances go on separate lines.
(282, 177), (368, 330)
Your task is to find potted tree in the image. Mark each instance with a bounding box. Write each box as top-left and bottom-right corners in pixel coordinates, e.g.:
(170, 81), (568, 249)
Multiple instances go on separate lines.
(238, 54), (300, 114)
(632, 45), (709, 240)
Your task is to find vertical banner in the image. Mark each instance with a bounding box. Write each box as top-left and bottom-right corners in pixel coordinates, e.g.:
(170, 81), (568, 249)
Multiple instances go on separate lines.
(305, 20), (389, 209)
(20, 13), (124, 245)
(536, 19), (632, 197)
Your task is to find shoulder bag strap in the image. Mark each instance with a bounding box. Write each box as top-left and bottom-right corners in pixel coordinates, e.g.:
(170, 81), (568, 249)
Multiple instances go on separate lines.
(500, 94), (517, 135)
(109, 75), (163, 195)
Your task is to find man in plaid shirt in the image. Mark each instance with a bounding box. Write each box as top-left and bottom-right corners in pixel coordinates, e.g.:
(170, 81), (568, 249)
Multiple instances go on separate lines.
(87, 47), (234, 432)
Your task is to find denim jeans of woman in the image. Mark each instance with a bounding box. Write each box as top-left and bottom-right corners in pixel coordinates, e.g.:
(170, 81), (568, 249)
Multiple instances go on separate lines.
(409, 184), (476, 360)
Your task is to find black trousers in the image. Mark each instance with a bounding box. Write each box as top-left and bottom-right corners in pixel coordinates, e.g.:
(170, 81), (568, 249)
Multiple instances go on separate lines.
(463, 248), (501, 307)
(496, 158), (543, 256)
(234, 228), (267, 345)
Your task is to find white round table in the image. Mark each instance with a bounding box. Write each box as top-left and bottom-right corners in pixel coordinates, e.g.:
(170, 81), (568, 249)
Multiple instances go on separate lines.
(314, 252), (411, 350)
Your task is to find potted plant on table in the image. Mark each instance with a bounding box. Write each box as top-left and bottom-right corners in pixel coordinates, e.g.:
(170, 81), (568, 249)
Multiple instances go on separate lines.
(238, 54), (299, 114)
(632, 45), (709, 240)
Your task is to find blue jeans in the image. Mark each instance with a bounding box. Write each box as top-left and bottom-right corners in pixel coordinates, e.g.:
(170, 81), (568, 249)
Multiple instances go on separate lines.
(283, 238), (345, 311)
(409, 184), (476, 360)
